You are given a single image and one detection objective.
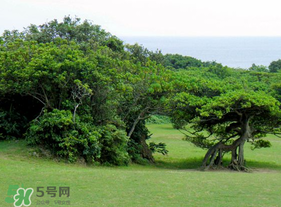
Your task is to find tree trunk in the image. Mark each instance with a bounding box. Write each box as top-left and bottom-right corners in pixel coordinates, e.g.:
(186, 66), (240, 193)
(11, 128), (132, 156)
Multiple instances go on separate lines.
(205, 149), (218, 170)
(201, 143), (221, 169)
(128, 117), (140, 138)
(235, 115), (251, 170)
(231, 147), (238, 165)
(201, 115), (252, 171)
(238, 141), (245, 166)
(140, 134), (154, 163)
(227, 115), (252, 171)
(214, 149), (223, 167)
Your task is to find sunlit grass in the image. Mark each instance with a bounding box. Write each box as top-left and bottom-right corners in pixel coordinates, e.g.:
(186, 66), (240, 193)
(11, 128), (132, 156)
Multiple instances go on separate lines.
(1, 124), (281, 207)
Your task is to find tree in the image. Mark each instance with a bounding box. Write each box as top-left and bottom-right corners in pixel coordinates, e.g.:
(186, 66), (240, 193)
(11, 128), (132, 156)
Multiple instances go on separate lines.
(115, 60), (172, 162)
(0, 38), (131, 164)
(125, 43), (164, 65)
(269, 59), (281, 73)
(23, 16), (110, 44)
(163, 54), (219, 70)
(0, 16), (171, 164)
(249, 64), (269, 72)
(169, 76), (281, 170)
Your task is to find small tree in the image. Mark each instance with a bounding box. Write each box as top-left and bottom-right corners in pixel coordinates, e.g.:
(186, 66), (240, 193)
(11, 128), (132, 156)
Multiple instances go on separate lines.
(269, 59), (281, 73)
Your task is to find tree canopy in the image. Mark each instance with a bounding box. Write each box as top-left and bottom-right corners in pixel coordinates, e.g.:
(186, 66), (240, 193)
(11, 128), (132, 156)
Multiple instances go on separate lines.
(269, 59), (281, 73)
(0, 17), (172, 165)
(168, 67), (281, 170)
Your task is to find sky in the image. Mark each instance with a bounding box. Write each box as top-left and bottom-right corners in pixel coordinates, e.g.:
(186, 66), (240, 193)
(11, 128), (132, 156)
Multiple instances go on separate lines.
(1, 0), (281, 37)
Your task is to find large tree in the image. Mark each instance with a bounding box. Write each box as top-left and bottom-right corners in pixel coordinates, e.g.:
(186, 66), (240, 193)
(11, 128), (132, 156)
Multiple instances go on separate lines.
(0, 16), (172, 164)
(169, 73), (281, 170)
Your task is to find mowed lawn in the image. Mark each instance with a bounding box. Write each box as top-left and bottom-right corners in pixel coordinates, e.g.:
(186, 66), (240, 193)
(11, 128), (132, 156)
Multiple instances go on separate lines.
(1, 124), (281, 207)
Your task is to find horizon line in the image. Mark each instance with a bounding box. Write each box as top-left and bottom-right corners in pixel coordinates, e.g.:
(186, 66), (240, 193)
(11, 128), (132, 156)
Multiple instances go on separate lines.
(119, 35), (281, 38)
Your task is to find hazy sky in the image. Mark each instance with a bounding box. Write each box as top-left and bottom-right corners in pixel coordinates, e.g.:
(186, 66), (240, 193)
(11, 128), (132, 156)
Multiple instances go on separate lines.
(2, 0), (281, 37)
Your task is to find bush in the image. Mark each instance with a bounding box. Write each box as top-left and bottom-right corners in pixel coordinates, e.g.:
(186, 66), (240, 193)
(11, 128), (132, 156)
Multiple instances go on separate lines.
(98, 124), (129, 166)
(149, 142), (168, 155)
(127, 139), (146, 164)
(25, 109), (101, 163)
(25, 109), (129, 165)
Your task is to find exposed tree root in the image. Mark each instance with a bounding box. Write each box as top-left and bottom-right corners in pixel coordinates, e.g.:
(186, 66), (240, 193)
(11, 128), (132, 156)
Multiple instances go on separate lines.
(200, 115), (252, 172)
(201, 138), (248, 171)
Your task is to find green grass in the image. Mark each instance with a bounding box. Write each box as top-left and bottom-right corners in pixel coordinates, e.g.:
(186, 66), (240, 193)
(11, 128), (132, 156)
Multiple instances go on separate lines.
(1, 124), (281, 207)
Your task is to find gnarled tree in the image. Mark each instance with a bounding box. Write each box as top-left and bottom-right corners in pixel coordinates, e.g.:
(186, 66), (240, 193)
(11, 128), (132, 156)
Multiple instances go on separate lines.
(170, 89), (281, 171)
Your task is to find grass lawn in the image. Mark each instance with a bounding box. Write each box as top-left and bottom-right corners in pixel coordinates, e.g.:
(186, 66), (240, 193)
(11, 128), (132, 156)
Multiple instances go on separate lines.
(1, 124), (281, 207)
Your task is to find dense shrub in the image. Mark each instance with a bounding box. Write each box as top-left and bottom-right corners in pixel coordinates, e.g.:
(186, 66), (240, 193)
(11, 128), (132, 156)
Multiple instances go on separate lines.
(98, 124), (129, 165)
(25, 109), (129, 165)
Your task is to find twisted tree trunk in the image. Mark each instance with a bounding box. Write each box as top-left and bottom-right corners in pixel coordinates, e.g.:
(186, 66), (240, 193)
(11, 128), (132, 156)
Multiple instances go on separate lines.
(201, 115), (252, 171)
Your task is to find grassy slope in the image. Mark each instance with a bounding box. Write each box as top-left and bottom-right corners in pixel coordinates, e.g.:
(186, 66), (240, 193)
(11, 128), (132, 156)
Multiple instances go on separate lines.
(1, 124), (281, 207)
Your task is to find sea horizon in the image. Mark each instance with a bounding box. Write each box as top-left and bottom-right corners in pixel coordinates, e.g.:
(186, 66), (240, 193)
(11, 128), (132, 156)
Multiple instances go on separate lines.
(121, 36), (281, 69)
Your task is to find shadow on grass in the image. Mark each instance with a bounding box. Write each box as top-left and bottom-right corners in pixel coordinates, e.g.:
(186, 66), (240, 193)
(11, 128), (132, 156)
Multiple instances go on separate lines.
(220, 158), (281, 171)
(153, 157), (203, 170)
(246, 160), (281, 171)
(153, 157), (281, 172)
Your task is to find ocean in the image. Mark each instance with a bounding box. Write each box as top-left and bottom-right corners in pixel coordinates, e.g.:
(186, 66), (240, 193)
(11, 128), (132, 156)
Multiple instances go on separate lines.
(121, 36), (281, 69)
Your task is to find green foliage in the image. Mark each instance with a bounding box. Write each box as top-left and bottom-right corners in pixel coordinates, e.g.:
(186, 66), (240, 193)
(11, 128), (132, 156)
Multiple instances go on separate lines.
(0, 16), (173, 165)
(149, 142), (168, 155)
(25, 109), (129, 165)
(269, 59), (281, 73)
(104, 36), (124, 52)
(125, 43), (164, 65)
(250, 139), (272, 150)
(270, 80), (281, 103)
(127, 119), (152, 162)
(207, 64), (232, 79)
(24, 16), (111, 45)
(198, 90), (281, 119)
(98, 124), (129, 166)
(25, 110), (100, 163)
(163, 54), (218, 70)
(127, 139), (145, 164)
(249, 64), (269, 72)
(168, 65), (281, 166)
